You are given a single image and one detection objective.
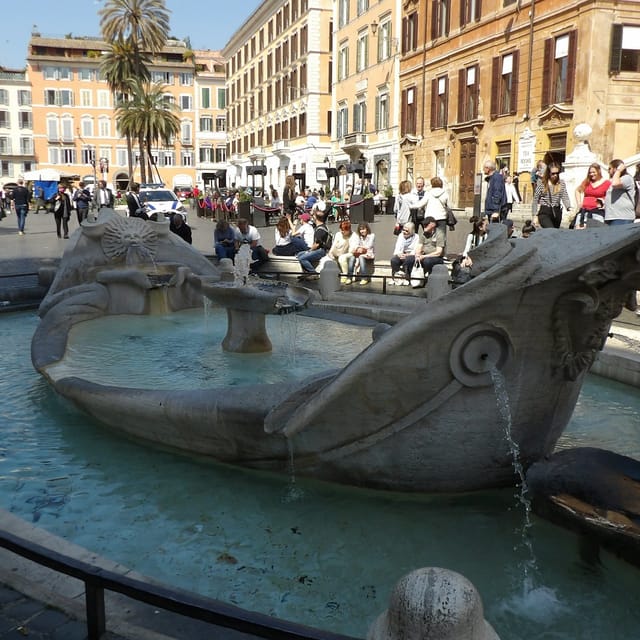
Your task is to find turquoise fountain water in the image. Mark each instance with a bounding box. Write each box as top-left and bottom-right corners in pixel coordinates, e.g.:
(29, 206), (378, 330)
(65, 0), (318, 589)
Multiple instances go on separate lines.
(3, 310), (640, 639)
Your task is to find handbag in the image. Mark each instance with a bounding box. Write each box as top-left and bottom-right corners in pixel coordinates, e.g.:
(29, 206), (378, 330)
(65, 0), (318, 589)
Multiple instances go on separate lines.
(445, 204), (457, 230)
(410, 261), (425, 288)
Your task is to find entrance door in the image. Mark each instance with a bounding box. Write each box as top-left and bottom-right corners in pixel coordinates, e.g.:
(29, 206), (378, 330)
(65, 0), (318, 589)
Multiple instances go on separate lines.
(458, 139), (477, 208)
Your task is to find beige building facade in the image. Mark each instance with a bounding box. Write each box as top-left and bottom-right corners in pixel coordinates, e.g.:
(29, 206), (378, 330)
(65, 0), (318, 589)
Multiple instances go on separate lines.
(399, 0), (640, 207)
(222, 0), (333, 194)
(331, 0), (402, 194)
(25, 34), (225, 192)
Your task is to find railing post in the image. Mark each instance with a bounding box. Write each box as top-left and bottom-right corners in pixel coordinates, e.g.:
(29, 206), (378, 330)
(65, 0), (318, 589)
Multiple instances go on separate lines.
(85, 582), (106, 639)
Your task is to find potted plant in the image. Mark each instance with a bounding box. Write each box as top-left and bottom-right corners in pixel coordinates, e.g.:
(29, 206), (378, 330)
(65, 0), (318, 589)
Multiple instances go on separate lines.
(237, 189), (252, 219)
(383, 185), (395, 215)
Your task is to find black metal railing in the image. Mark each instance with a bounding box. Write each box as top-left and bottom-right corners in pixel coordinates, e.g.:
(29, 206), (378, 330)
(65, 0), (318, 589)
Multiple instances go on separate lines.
(0, 528), (360, 640)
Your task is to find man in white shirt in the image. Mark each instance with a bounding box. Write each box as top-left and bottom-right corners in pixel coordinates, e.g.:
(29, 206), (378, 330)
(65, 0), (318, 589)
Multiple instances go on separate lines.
(96, 180), (114, 210)
(234, 218), (269, 273)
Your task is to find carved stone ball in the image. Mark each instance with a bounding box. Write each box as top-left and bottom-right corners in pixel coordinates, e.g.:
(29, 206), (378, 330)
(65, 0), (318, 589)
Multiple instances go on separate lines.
(573, 123), (592, 143)
(367, 567), (500, 640)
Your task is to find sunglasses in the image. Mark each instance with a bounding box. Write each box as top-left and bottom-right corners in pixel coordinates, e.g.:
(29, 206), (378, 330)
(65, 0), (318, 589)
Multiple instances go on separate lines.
(550, 172), (560, 176)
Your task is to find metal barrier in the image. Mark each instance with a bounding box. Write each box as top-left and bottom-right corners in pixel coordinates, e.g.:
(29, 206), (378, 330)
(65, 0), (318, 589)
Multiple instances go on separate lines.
(0, 529), (360, 640)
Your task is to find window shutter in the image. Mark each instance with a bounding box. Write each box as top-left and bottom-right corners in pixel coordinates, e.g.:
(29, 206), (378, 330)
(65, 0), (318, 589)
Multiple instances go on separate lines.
(490, 56), (499, 119)
(430, 78), (437, 130)
(565, 31), (577, 103)
(443, 76), (449, 127)
(476, 0), (482, 21)
(610, 24), (623, 74)
(445, 0), (451, 37)
(401, 89), (407, 136)
(541, 38), (553, 108)
(460, 0), (466, 28)
(431, 0), (439, 40)
(458, 68), (465, 122)
(375, 96), (380, 130)
(510, 50), (520, 115)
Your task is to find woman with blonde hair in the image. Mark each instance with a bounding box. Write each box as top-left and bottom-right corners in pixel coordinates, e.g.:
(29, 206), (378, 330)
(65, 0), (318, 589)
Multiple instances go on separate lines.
(282, 175), (297, 216)
(574, 163), (609, 227)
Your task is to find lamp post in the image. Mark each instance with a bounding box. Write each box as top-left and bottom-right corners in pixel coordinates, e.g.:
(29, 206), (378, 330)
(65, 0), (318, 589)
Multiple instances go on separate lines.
(90, 149), (97, 214)
(99, 157), (109, 182)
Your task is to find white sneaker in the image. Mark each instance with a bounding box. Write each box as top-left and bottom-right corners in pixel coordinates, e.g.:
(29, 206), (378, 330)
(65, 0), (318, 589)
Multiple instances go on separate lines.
(400, 280), (410, 286)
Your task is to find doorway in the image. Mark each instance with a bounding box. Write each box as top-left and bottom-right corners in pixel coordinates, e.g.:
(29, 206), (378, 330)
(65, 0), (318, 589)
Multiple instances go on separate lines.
(458, 139), (477, 208)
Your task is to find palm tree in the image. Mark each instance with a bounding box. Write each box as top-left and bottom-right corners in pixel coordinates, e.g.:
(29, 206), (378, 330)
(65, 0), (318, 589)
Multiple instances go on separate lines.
(99, 0), (170, 77)
(100, 0), (170, 185)
(116, 81), (180, 184)
(100, 39), (152, 188)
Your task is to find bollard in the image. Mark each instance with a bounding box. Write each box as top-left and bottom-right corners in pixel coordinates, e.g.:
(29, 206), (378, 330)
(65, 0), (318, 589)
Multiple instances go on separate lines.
(426, 264), (451, 302)
(368, 567), (499, 640)
(318, 259), (340, 300)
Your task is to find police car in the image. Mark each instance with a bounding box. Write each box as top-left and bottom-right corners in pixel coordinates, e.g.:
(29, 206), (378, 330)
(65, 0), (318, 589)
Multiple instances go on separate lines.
(139, 184), (188, 221)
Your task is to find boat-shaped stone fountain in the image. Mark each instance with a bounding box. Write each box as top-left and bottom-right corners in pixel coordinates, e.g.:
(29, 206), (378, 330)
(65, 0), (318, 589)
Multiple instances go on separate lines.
(32, 209), (640, 492)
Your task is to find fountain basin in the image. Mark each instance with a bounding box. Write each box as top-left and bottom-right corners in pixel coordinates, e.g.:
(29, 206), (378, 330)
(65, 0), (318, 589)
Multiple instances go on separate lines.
(31, 214), (640, 492)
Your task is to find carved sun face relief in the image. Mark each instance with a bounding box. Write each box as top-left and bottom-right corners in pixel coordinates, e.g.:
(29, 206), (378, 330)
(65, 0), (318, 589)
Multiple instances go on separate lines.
(100, 215), (159, 261)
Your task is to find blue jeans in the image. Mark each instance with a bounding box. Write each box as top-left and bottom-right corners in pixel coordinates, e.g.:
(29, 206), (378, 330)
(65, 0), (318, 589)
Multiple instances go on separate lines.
(297, 248), (326, 273)
(215, 242), (236, 260)
(606, 219), (633, 226)
(15, 204), (27, 232)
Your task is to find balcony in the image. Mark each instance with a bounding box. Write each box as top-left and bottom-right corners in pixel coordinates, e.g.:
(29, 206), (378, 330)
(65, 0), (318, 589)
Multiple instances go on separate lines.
(272, 140), (290, 156)
(340, 133), (369, 158)
(248, 147), (266, 161)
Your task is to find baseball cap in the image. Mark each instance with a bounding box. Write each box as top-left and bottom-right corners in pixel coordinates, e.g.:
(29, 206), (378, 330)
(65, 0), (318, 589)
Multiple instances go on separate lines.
(300, 213), (311, 222)
(316, 201), (326, 212)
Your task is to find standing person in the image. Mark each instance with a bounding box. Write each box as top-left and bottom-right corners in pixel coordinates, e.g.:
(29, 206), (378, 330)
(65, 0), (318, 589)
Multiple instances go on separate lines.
(282, 175), (297, 217)
(393, 180), (415, 235)
(574, 164), (610, 228)
(483, 160), (507, 221)
(533, 163), (571, 229)
(423, 177), (449, 232)
(604, 159), (636, 226)
(504, 175), (520, 217)
(52, 186), (71, 239)
(73, 181), (92, 224)
(9, 178), (30, 235)
(95, 180), (114, 210)
(126, 183), (146, 219)
(410, 176), (427, 229)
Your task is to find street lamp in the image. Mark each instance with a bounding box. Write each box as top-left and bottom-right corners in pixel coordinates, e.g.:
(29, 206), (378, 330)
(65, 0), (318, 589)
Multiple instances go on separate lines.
(99, 157), (109, 181)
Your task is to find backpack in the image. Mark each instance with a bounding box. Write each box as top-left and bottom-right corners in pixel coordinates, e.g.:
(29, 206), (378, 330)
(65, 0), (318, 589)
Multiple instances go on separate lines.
(635, 181), (640, 218)
(318, 225), (333, 250)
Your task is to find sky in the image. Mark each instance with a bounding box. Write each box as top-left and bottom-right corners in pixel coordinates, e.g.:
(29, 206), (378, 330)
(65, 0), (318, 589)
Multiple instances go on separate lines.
(0, 0), (263, 70)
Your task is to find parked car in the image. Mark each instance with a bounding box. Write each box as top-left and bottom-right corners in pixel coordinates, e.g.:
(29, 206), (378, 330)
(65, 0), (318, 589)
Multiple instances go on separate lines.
(139, 184), (188, 221)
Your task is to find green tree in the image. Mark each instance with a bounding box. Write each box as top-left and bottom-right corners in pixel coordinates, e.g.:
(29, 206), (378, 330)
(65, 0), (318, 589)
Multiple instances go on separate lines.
(100, 39), (152, 187)
(116, 80), (180, 184)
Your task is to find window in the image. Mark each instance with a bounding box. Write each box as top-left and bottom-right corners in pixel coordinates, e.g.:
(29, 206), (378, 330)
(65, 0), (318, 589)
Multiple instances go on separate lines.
(181, 151), (193, 166)
(199, 146), (213, 163)
(337, 103), (349, 138)
(61, 117), (74, 143)
(180, 95), (192, 110)
(458, 65), (479, 122)
(20, 137), (33, 155)
(610, 25), (640, 73)
(356, 32), (369, 72)
(401, 87), (417, 136)
(79, 68), (94, 81)
(491, 52), (519, 117)
(80, 89), (92, 107)
(402, 12), (418, 54)
(200, 116), (213, 132)
(0, 137), (10, 153)
(43, 66), (71, 80)
(216, 116), (226, 132)
(217, 88), (226, 109)
(61, 147), (76, 164)
(378, 20), (393, 61)
(81, 117), (94, 137)
(430, 76), (449, 129)
(375, 93), (389, 130)
(0, 89), (8, 105)
(117, 148), (127, 166)
(45, 89), (74, 106)
(215, 147), (226, 163)
(22, 161), (33, 173)
(338, 44), (349, 81)
(338, 0), (349, 28)
(357, 0), (369, 15)
(152, 71), (174, 84)
(47, 117), (58, 142)
(431, 0), (451, 40)
(542, 32), (577, 107)
(353, 100), (367, 133)
(18, 90), (31, 106)
(162, 150), (175, 166)
(99, 117), (110, 137)
(181, 121), (192, 145)
(180, 72), (193, 86)
(460, 0), (481, 27)
(201, 87), (211, 109)
(0, 112), (8, 128)
(18, 112), (32, 129)
(97, 91), (110, 107)
(1, 161), (10, 177)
